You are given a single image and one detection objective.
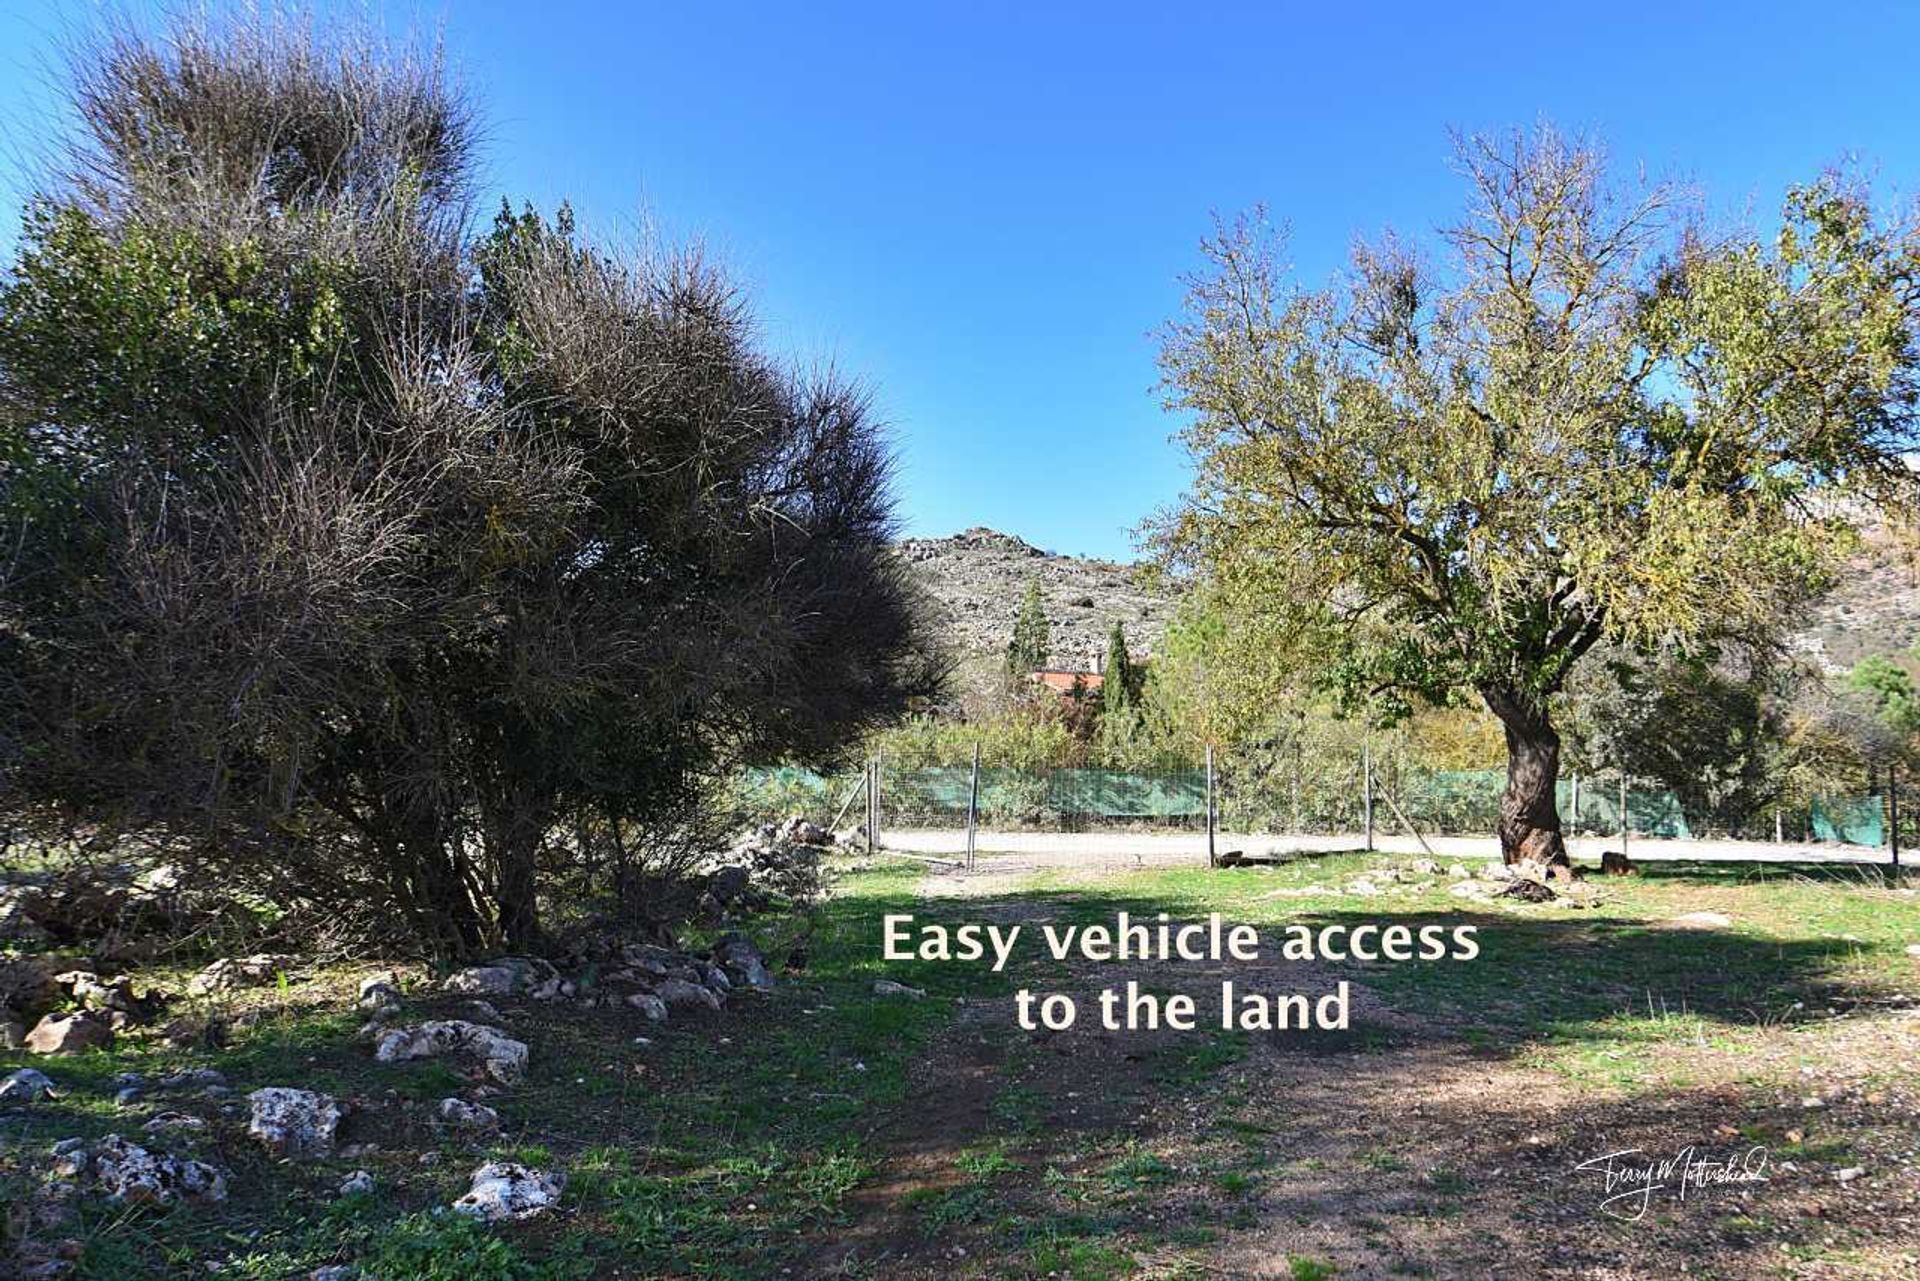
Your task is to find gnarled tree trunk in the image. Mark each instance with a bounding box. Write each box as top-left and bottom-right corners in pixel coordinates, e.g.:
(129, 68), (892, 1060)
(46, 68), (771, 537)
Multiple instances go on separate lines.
(1481, 686), (1570, 868)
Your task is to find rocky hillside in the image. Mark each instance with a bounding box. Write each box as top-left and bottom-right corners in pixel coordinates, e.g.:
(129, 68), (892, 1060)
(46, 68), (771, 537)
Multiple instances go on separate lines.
(896, 528), (1175, 701)
(898, 521), (1920, 705)
(1796, 519), (1920, 672)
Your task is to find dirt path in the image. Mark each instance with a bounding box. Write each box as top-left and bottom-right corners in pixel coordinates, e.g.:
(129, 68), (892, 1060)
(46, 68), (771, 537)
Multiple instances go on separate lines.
(804, 863), (1920, 1279)
(887, 827), (1897, 868)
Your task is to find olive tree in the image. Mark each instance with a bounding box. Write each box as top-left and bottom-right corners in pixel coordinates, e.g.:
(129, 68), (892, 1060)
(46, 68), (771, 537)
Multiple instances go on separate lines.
(1158, 127), (1920, 865)
(0, 13), (937, 951)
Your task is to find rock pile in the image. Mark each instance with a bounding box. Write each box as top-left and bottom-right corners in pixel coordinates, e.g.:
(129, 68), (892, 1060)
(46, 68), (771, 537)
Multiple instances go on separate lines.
(374, 1020), (530, 1084)
(48, 1134), (228, 1205)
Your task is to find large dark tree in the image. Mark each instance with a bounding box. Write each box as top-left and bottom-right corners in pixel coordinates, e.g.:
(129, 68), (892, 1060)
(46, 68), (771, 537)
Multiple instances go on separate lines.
(0, 14), (937, 952)
(1159, 127), (1920, 866)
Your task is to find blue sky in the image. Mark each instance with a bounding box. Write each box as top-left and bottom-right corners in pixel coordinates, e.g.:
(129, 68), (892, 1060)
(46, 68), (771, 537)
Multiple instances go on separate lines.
(2, 2), (1918, 559)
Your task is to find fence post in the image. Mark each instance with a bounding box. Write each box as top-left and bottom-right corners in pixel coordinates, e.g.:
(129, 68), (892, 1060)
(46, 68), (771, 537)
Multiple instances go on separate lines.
(1890, 765), (1902, 880)
(1362, 740), (1375, 852)
(864, 759), (875, 857)
(1774, 808), (1784, 845)
(966, 742), (981, 872)
(1570, 774), (1581, 838)
(1205, 744), (1216, 867)
(1619, 773), (1629, 863)
(872, 752), (882, 853)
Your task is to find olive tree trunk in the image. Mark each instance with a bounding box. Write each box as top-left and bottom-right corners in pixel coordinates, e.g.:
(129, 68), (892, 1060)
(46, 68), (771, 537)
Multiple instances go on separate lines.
(1481, 686), (1571, 868)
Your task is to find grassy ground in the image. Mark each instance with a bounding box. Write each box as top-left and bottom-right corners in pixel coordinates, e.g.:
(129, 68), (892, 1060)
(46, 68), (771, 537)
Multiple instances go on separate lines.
(3, 851), (1917, 1278)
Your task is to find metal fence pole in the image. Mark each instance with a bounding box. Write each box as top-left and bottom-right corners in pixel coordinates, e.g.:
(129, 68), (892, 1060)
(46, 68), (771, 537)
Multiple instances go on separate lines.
(966, 742), (981, 872)
(872, 752), (882, 853)
(863, 759), (874, 856)
(1570, 774), (1581, 838)
(1890, 765), (1902, 879)
(1619, 773), (1629, 863)
(1362, 740), (1375, 852)
(1205, 744), (1217, 867)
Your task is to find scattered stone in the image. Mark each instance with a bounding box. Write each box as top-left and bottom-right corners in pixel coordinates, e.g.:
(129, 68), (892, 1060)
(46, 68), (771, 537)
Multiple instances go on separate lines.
(434, 1097), (501, 1135)
(1498, 878), (1557, 904)
(1905, 944), (1920, 959)
(452, 1162), (565, 1221)
(187, 954), (296, 995)
(442, 965), (519, 996)
(356, 974), (402, 1010)
(1834, 1166), (1865, 1183)
(247, 1088), (343, 1158)
(1801, 1095), (1827, 1109)
(1478, 862), (1517, 882)
(141, 1112), (207, 1134)
(0, 956), (59, 1019)
(1, 1068), (61, 1103)
(158, 1068), (228, 1093)
(714, 934), (774, 991)
(25, 1011), (113, 1055)
(654, 978), (722, 1012)
(373, 1020), (530, 1085)
(1672, 911), (1734, 929)
(1600, 849), (1637, 876)
(625, 992), (668, 1021)
(1408, 858), (1441, 876)
(2, 1018), (24, 1049)
(466, 999), (503, 1021)
(777, 815), (832, 846)
(89, 1135), (228, 1204)
(1447, 864), (1470, 879)
(337, 1170), (375, 1197)
(312, 1267), (357, 1281)
(1344, 879), (1382, 897)
(871, 979), (927, 1000)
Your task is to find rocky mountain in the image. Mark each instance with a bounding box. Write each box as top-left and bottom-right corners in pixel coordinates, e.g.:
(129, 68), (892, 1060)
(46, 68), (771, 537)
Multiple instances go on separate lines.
(896, 528), (1175, 703)
(897, 521), (1920, 710)
(1795, 519), (1920, 672)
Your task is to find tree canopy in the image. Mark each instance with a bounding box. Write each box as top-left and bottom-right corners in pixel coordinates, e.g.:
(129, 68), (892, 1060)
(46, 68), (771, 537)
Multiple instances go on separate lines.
(1158, 126), (1920, 864)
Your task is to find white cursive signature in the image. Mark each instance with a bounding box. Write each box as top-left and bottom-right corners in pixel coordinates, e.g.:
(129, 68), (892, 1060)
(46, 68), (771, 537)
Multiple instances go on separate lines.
(1573, 1146), (1771, 1221)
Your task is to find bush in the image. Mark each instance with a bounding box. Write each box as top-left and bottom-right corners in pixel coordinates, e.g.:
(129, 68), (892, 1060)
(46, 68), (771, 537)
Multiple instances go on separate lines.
(0, 12), (938, 954)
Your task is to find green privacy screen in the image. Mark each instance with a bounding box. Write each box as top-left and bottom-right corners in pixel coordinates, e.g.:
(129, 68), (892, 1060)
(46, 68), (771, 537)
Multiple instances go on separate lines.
(735, 766), (1887, 847)
(1811, 795), (1884, 847)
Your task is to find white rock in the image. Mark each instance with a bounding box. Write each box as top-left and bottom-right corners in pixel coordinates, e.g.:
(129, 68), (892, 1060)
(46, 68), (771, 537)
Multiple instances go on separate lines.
(1834, 1166), (1865, 1183)
(625, 992), (668, 1021)
(90, 1134), (228, 1204)
(374, 1020), (529, 1085)
(442, 966), (518, 996)
(24, 1011), (113, 1055)
(654, 978), (722, 1011)
(451, 1162), (565, 1221)
(188, 954), (295, 995)
(337, 1169), (374, 1197)
(871, 979), (927, 1000)
(247, 1087), (343, 1158)
(1905, 944), (1920, 959)
(356, 974), (402, 1010)
(434, 1097), (501, 1135)
(0, 1067), (60, 1103)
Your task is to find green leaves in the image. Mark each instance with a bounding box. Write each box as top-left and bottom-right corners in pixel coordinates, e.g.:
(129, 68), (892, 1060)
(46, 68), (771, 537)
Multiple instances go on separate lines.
(1158, 128), (1920, 730)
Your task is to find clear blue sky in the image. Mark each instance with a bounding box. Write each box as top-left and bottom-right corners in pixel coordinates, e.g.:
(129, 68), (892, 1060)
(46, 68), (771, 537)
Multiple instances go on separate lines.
(2, 2), (1918, 559)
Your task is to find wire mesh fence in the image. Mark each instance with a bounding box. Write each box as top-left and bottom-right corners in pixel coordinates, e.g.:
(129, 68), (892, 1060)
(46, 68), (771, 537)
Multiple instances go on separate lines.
(732, 752), (1912, 858)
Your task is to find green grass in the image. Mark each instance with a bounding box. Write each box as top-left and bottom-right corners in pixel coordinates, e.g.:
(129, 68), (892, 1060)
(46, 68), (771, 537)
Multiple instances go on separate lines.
(5, 851), (1914, 1276)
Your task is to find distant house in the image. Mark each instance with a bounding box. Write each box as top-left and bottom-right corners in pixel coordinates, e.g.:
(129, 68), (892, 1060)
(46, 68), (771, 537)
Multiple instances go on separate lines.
(1029, 668), (1103, 697)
